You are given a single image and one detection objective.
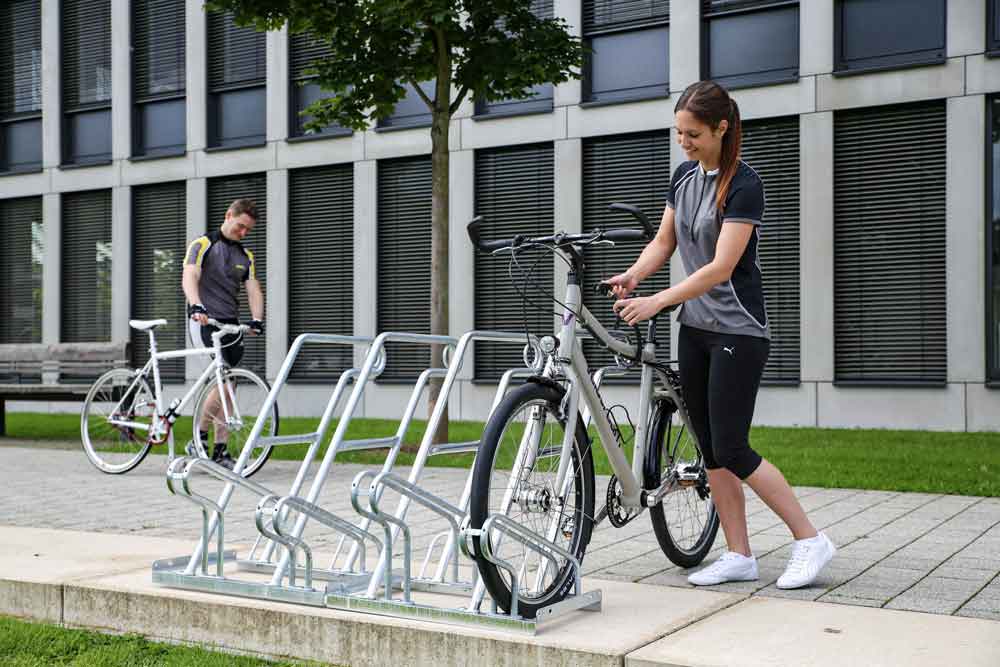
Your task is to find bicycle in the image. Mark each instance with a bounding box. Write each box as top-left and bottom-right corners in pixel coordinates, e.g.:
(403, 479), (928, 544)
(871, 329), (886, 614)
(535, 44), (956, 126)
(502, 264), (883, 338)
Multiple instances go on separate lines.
(466, 203), (720, 618)
(80, 317), (278, 477)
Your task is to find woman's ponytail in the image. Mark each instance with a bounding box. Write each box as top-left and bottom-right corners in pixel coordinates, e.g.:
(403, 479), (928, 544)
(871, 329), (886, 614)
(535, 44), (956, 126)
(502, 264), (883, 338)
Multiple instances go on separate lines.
(715, 98), (742, 215)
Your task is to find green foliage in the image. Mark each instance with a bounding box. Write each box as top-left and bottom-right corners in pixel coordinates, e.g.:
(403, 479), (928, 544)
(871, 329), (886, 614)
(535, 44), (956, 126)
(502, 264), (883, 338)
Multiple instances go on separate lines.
(206, 0), (584, 131)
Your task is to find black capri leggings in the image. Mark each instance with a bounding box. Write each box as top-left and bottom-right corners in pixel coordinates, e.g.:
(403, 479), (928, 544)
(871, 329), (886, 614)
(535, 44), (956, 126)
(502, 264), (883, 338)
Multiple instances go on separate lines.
(677, 325), (769, 480)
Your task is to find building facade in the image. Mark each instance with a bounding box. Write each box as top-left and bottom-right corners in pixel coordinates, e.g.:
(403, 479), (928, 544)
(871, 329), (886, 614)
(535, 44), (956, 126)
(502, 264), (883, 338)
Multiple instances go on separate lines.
(1, 0), (999, 431)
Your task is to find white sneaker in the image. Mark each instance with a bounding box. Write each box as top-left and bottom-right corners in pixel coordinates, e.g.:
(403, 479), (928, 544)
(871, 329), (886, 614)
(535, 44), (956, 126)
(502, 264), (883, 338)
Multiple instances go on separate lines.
(777, 532), (836, 589)
(687, 551), (759, 586)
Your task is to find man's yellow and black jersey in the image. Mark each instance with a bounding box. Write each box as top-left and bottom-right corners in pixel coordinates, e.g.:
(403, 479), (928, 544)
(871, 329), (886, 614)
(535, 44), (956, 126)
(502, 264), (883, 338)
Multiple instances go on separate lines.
(184, 230), (256, 321)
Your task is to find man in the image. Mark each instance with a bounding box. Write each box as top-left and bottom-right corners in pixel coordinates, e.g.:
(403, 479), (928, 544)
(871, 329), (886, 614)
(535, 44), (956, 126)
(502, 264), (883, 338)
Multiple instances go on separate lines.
(182, 198), (265, 469)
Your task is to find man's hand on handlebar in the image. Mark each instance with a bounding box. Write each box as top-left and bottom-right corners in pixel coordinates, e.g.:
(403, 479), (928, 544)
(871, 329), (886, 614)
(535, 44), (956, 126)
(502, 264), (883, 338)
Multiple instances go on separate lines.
(248, 319), (264, 336)
(188, 303), (208, 325)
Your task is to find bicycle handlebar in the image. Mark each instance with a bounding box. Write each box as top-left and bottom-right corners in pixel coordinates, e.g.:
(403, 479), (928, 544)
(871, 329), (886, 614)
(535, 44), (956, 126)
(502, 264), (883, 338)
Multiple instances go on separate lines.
(205, 318), (250, 336)
(467, 202), (654, 254)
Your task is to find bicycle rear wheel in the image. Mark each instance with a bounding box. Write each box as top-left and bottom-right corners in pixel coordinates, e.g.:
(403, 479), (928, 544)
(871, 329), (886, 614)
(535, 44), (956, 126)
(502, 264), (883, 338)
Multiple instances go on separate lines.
(80, 368), (155, 474)
(469, 381), (595, 619)
(191, 367), (277, 477)
(644, 399), (719, 568)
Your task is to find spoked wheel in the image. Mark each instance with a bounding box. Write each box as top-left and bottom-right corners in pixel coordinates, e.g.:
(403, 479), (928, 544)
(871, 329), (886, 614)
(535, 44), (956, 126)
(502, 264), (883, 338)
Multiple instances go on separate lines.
(644, 399), (719, 567)
(191, 367), (277, 478)
(469, 381), (595, 619)
(80, 368), (155, 474)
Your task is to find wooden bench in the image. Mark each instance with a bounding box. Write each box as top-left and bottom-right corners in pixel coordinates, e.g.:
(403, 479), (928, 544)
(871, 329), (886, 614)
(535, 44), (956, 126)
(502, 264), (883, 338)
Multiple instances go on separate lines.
(0, 341), (130, 436)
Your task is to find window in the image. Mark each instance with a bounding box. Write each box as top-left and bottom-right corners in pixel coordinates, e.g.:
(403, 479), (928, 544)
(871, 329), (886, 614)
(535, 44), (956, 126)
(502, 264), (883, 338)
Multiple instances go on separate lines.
(378, 81), (435, 130)
(833, 101), (946, 385)
(701, 1), (798, 89)
(834, 0), (945, 75)
(582, 131), (670, 374)
(582, 0), (669, 104)
(288, 32), (352, 138)
(475, 0), (555, 118)
(474, 143), (554, 381)
(0, 0), (42, 173)
(207, 11), (266, 148)
(288, 165), (354, 381)
(376, 156), (432, 382)
(132, 182), (186, 380)
(62, 189), (112, 344)
(988, 97), (1000, 382)
(989, 0), (1000, 57)
(742, 116), (800, 384)
(62, 0), (112, 165)
(206, 174), (267, 375)
(133, 0), (186, 157)
(0, 197), (43, 346)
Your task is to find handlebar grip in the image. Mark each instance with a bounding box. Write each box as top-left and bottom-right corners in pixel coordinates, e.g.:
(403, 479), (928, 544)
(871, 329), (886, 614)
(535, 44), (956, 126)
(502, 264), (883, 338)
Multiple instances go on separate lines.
(467, 216), (513, 253)
(603, 228), (648, 243)
(608, 203), (655, 239)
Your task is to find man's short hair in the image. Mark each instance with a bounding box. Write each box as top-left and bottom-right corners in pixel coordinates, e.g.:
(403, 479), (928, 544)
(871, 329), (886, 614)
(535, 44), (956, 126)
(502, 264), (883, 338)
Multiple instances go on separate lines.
(228, 198), (258, 222)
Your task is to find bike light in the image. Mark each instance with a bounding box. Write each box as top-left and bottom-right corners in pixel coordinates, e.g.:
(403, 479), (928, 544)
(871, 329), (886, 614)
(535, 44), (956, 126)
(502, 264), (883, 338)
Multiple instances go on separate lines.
(539, 336), (559, 355)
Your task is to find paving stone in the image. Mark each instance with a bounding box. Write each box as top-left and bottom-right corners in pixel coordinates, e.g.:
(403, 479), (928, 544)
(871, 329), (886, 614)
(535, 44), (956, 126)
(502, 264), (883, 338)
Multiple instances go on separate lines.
(820, 594), (886, 608)
(900, 576), (986, 602)
(883, 595), (963, 615)
(955, 607), (1000, 621)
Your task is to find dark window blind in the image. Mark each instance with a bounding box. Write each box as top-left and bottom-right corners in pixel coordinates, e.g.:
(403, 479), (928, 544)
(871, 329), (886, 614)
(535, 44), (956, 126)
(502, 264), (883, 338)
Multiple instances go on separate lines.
(206, 174), (267, 376)
(991, 0), (1000, 55)
(741, 116), (800, 383)
(583, 0), (669, 34)
(62, 0), (112, 111)
(288, 32), (350, 137)
(132, 182), (186, 380)
(834, 0), (945, 74)
(377, 156), (433, 382)
(288, 164), (354, 381)
(207, 11), (265, 92)
(582, 131), (670, 373)
(0, 196), (43, 346)
(133, 0), (185, 101)
(474, 143), (555, 382)
(834, 101), (946, 384)
(701, 1), (798, 89)
(0, 0), (42, 116)
(62, 189), (112, 344)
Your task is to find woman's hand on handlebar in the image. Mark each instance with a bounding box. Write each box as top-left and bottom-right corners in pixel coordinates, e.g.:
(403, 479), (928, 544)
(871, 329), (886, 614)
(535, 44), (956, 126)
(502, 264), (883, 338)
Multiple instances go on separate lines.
(603, 272), (639, 299)
(613, 293), (672, 326)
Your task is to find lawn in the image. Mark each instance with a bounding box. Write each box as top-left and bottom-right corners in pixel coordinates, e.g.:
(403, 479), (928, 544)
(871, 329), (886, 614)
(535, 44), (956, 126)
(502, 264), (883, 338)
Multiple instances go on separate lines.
(4, 411), (998, 496)
(0, 615), (329, 667)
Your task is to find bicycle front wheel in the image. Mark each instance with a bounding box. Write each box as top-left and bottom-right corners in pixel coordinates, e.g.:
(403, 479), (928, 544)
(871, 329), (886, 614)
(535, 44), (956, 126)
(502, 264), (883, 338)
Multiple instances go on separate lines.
(80, 368), (155, 474)
(644, 399), (719, 568)
(469, 381), (595, 619)
(191, 367), (277, 477)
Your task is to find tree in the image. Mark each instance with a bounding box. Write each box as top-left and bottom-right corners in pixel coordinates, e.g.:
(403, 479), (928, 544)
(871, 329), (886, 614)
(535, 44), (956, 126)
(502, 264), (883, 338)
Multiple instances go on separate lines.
(209, 0), (583, 441)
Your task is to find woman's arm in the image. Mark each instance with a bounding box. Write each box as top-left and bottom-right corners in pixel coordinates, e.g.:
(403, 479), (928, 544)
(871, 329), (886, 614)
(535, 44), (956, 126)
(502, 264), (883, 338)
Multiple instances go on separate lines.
(605, 205), (677, 297)
(614, 221), (754, 325)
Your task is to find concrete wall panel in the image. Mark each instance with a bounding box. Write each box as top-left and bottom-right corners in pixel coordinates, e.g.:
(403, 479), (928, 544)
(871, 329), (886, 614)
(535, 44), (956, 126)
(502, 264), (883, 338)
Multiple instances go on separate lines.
(817, 59), (966, 112)
(816, 383), (966, 431)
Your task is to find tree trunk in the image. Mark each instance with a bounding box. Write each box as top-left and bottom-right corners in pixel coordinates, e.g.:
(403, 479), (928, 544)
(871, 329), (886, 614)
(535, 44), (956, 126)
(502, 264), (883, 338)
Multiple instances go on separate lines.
(428, 73), (451, 446)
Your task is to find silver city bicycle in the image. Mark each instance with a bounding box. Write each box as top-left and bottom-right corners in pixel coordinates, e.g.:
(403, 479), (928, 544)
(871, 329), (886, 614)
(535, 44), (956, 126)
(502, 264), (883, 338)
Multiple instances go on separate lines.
(80, 318), (278, 477)
(466, 204), (720, 618)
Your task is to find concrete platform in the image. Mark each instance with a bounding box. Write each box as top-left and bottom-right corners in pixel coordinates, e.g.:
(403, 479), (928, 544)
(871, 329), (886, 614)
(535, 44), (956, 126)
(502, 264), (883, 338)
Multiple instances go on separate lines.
(0, 526), (741, 666)
(627, 596), (1000, 667)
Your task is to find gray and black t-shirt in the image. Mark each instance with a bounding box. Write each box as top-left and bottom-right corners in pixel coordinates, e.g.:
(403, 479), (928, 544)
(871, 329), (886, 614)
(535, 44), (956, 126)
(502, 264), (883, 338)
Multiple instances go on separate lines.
(666, 159), (770, 340)
(184, 230), (256, 321)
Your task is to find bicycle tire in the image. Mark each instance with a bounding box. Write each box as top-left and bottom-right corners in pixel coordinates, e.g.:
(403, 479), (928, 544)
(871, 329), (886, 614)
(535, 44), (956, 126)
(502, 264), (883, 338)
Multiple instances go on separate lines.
(469, 381), (595, 619)
(644, 399), (719, 568)
(80, 367), (155, 474)
(191, 367), (277, 478)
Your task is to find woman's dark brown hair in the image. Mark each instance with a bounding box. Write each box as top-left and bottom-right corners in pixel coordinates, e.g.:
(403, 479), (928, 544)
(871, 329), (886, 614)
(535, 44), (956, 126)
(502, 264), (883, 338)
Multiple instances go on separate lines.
(674, 81), (742, 214)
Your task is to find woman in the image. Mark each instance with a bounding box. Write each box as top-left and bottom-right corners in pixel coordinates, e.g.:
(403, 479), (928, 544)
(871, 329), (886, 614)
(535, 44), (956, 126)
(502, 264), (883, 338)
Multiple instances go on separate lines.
(605, 81), (835, 589)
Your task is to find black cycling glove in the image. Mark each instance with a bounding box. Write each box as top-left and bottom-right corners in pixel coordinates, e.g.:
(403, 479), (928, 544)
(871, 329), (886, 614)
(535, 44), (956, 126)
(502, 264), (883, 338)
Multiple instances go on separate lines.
(188, 303), (208, 318)
(248, 319), (265, 335)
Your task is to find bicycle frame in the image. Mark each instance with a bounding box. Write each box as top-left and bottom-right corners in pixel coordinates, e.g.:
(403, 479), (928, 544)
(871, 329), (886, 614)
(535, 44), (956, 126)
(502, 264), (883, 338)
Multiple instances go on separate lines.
(105, 325), (241, 461)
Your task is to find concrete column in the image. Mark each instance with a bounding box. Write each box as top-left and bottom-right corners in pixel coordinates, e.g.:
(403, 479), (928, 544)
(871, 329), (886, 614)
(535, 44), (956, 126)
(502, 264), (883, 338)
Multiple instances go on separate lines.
(267, 28), (289, 143)
(554, 138), (582, 334)
(111, 0), (131, 161)
(669, 0), (700, 95)
(266, 169), (289, 380)
(799, 112), (834, 385)
(799, 0), (834, 77)
(449, 149), (475, 339)
(353, 160), (377, 368)
(947, 0), (985, 59)
(185, 178), (206, 380)
(186, 0), (207, 152)
(110, 186), (131, 344)
(553, 0), (582, 108)
(41, 0), (61, 169)
(946, 95), (986, 382)
(42, 194), (61, 345)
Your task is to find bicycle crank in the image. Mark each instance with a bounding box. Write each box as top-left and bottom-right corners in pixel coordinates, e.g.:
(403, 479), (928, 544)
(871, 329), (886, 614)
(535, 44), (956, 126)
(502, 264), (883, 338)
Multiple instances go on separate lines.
(602, 474), (643, 528)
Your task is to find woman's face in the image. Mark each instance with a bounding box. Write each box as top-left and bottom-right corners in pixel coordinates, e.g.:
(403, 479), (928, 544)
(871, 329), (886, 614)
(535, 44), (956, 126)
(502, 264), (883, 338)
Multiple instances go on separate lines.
(675, 110), (727, 163)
